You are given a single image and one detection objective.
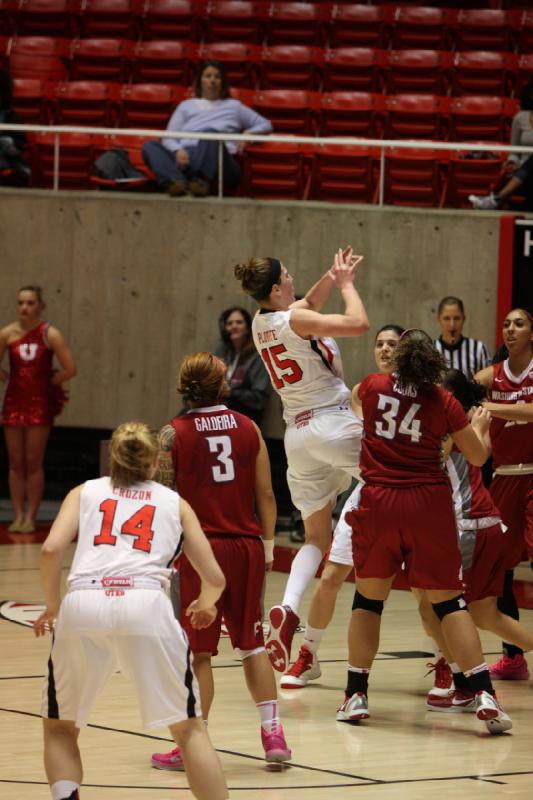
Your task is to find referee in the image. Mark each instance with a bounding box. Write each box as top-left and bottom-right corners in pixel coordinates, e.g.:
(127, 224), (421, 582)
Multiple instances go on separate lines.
(434, 296), (491, 380)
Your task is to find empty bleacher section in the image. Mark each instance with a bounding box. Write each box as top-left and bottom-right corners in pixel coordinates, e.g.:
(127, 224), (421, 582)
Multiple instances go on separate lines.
(0, 1), (531, 206)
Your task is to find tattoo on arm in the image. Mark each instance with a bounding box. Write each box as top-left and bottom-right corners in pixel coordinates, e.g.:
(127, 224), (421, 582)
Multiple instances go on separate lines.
(153, 425), (176, 487)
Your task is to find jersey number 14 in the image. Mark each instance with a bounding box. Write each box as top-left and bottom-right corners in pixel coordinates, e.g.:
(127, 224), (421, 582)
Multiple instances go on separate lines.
(93, 499), (156, 553)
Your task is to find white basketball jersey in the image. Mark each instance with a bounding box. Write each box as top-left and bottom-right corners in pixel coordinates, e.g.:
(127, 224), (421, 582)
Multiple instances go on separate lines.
(252, 308), (351, 422)
(68, 477), (183, 587)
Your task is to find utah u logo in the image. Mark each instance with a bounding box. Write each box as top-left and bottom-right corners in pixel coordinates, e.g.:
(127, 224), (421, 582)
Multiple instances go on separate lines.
(19, 343), (38, 361)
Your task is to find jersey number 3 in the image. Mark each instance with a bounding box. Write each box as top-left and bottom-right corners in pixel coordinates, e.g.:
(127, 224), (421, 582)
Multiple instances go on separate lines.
(93, 499), (155, 553)
(260, 344), (303, 390)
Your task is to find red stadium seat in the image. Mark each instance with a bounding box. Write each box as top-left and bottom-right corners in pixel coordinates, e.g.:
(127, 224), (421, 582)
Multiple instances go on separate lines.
(449, 96), (506, 143)
(204, 1), (261, 43)
(229, 86), (253, 106)
(243, 140), (307, 200)
(329, 4), (390, 49)
(77, 0), (142, 39)
(9, 48), (68, 79)
(259, 45), (323, 91)
(11, 75), (48, 121)
(320, 91), (385, 138)
(31, 131), (94, 188)
(386, 50), (451, 96)
(52, 80), (120, 126)
(517, 14), (533, 62)
(517, 55), (533, 94)
(310, 144), (377, 204)
(252, 88), (318, 134)
(131, 40), (196, 85)
(262, 2), (326, 47)
(384, 147), (444, 208)
(90, 133), (155, 190)
(120, 82), (186, 128)
(452, 51), (516, 99)
(13, 0), (74, 36)
(452, 10), (512, 53)
(198, 42), (259, 88)
(391, 7), (452, 51)
(444, 150), (504, 209)
(384, 94), (448, 141)
(139, 0), (203, 42)
(9, 33), (69, 56)
(323, 47), (387, 93)
(70, 38), (134, 82)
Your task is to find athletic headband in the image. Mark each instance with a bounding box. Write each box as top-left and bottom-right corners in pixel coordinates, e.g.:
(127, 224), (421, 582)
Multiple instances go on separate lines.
(252, 257), (282, 301)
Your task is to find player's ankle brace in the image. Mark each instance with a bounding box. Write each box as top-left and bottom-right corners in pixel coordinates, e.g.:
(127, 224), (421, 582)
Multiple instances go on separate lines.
(352, 590), (384, 615)
(432, 594), (468, 621)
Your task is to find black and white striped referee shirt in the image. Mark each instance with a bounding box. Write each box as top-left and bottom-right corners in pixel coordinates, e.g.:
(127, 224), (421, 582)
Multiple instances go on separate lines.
(434, 336), (491, 380)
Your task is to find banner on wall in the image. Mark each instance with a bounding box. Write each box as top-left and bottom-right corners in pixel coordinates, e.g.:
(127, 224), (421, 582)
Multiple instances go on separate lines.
(497, 216), (533, 345)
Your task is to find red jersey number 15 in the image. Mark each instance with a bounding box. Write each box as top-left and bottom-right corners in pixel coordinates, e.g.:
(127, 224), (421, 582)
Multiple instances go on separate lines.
(261, 344), (303, 390)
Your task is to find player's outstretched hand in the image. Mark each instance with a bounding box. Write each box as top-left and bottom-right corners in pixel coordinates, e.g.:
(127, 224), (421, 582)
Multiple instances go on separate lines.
(33, 607), (57, 637)
(330, 247), (363, 288)
(186, 599), (217, 629)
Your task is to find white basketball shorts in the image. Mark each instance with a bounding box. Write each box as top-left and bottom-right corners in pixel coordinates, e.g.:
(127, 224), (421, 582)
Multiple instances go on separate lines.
(41, 587), (202, 728)
(284, 408), (362, 520)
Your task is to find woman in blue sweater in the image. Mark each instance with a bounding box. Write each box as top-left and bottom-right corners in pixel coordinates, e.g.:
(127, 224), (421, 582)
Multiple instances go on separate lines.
(142, 60), (272, 197)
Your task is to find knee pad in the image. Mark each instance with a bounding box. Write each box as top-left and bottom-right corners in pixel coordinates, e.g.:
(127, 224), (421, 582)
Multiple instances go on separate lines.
(352, 590), (384, 616)
(236, 646), (265, 661)
(432, 594), (468, 621)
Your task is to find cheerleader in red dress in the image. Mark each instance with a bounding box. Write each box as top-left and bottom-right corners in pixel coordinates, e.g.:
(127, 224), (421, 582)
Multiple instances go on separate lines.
(0, 286), (77, 533)
(475, 308), (533, 681)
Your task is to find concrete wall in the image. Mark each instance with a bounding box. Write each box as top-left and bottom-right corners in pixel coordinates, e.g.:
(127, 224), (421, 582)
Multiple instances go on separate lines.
(0, 189), (501, 433)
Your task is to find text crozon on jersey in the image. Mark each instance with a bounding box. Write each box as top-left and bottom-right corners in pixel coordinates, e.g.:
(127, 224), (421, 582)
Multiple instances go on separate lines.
(69, 476), (183, 587)
(252, 309), (351, 423)
(358, 373), (469, 486)
(170, 405), (262, 537)
(489, 357), (533, 469)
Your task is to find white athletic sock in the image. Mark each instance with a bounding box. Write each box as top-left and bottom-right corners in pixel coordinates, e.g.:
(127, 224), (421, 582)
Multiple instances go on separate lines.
(303, 624), (324, 655)
(51, 780), (79, 800)
(450, 662), (461, 674)
(282, 544), (323, 614)
(257, 699), (279, 733)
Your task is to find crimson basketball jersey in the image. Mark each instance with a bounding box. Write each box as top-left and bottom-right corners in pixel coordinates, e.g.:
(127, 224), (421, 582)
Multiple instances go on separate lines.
(359, 373), (469, 486)
(69, 477), (183, 586)
(489, 357), (533, 468)
(447, 449), (499, 521)
(170, 405), (263, 537)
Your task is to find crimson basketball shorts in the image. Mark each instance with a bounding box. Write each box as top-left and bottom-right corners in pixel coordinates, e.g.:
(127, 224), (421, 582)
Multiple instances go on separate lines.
(490, 474), (533, 567)
(348, 483), (462, 590)
(459, 522), (507, 603)
(41, 586), (201, 728)
(179, 535), (265, 655)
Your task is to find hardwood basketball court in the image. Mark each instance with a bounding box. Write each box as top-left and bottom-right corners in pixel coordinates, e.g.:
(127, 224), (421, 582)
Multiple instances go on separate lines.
(1, 533), (532, 800)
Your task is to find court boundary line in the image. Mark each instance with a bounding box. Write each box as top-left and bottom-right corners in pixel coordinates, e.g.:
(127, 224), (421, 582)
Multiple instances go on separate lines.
(0, 707), (531, 790)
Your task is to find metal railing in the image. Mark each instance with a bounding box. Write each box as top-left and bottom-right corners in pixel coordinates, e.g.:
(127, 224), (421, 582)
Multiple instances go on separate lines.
(2, 122), (533, 206)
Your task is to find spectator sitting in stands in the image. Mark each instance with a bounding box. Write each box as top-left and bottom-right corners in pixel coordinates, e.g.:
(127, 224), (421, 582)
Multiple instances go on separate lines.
(0, 69), (30, 184)
(215, 306), (270, 426)
(142, 60), (272, 198)
(470, 80), (533, 211)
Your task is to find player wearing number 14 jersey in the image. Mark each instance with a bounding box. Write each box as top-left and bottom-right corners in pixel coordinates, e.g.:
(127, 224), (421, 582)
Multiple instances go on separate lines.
(34, 422), (228, 800)
(235, 248), (369, 673)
